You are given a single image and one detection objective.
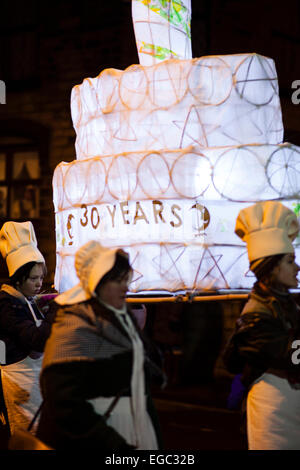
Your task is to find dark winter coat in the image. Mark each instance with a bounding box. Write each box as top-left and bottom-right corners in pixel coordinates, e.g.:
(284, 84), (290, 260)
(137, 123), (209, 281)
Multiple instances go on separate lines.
(224, 282), (300, 387)
(37, 298), (164, 451)
(0, 287), (56, 365)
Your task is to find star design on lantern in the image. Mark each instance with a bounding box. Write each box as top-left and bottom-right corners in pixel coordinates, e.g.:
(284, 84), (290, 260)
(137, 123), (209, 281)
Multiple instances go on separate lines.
(223, 250), (253, 280)
(152, 244), (186, 284)
(130, 250), (144, 285)
(173, 104), (220, 148)
(143, 122), (171, 149)
(191, 246), (229, 289)
(221, 105), (264, 144)
(113, 118), (138, 142)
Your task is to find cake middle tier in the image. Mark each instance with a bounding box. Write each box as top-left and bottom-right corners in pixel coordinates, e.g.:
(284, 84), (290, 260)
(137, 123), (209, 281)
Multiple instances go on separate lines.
(53, 143), (300, 212)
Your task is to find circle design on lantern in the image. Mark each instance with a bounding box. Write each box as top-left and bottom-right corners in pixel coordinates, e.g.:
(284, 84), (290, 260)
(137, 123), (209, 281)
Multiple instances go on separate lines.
(137, 152), (170, 198)
(266, 144), (300, 197)
(171, 152), (211, 199)
(170, 151), (211, 198)
(188, 57), (232, 106)
(64, 161), (87, 206)
(212, 147), (266, 201)
(86, 158), (107, 203)
(148, 60), (188, 109)
(233, 54), (278, 106)
(107, 154), (138, 200)
(119, 65), (148, 110)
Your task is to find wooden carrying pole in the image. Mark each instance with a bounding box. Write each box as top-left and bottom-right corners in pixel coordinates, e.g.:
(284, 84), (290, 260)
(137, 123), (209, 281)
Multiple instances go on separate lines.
(126, 293), (249, 303)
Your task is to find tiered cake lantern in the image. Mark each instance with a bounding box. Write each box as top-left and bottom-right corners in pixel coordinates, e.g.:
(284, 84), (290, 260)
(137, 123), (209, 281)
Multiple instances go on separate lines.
(53, 0), (300, 294)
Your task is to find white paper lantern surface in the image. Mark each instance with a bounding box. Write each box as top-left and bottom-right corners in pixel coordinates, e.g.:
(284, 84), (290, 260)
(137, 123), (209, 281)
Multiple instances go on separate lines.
(53, 0), (300, 294)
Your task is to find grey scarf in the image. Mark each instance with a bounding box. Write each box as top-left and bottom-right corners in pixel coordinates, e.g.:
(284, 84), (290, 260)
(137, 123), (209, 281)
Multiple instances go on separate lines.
(42, 299), (133, 371)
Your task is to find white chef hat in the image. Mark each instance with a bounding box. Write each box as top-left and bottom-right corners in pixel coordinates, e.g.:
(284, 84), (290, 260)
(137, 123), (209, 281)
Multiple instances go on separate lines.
(235, 200), (299, 264)
(0, 221), (45, 277)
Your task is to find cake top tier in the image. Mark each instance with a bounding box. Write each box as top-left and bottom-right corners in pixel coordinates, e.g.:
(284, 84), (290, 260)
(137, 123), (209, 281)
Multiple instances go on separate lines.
(131, 0), (192, 65)
(71, 53), (283, 159)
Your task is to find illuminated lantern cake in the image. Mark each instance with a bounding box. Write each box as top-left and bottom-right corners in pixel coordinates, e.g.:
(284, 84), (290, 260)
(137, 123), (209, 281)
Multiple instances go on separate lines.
(53, 0), (300, 294)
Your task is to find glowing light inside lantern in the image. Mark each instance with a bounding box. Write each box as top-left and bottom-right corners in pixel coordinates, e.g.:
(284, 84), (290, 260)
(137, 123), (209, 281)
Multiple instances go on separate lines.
(53, 0), (300, 294)
(71, 54), (283, 161)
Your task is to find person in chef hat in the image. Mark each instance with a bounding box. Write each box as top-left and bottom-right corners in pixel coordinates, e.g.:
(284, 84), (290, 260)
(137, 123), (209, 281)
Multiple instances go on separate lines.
(0, 221), (55, 439)
(224, 200), (300, 450)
